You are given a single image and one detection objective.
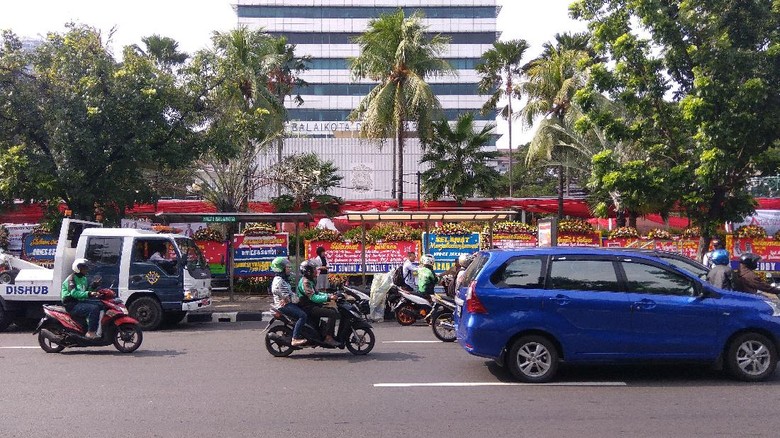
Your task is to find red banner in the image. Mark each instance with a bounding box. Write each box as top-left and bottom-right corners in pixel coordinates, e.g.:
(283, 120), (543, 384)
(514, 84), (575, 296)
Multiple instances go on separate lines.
(306, 240), (420, 274)
(726, 236), (780, 271)
(195, 240), (228, 275)
(557, 233), (601, 247)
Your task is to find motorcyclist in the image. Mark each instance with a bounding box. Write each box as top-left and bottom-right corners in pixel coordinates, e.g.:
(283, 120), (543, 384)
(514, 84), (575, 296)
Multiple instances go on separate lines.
(270, 257), (307, 347)
(734, 253), (780, 298)
(61, 258), (101, 339)
(297, 261), (339, 346)
(417, 254), (437, 300)
(455, 254), (473, 291)
(702, 238), (726, 268)
(705, 249), (733, 290)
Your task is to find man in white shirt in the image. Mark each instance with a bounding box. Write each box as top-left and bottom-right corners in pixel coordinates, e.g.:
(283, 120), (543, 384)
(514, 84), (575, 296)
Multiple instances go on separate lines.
(402, 252), (419, 291)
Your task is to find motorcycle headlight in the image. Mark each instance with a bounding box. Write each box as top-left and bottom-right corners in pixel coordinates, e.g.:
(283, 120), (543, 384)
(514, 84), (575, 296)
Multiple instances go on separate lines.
(764, 301), (780, 317)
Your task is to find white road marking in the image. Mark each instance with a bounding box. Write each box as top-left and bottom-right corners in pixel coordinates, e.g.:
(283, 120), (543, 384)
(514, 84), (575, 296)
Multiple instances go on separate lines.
(0, 346), (38, 349)
(381, 340), (442, 344)
(374, 381), (627, 387)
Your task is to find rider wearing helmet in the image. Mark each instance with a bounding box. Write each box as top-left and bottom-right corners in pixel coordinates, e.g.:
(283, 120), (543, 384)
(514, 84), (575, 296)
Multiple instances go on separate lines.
(705, 249), (733, 290)
(734, 253), (780, 296)
(61, 258), (101, 339)
(702, 237), (726, 268)
(270, 257), (307, 347)
(455, 254), (473, 292)
(417, 254), (437, 299)
(296, 260), (339, 346)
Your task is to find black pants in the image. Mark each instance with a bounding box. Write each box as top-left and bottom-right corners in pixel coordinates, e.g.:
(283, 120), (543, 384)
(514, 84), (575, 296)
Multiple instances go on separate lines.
(304, 305), (338, 338)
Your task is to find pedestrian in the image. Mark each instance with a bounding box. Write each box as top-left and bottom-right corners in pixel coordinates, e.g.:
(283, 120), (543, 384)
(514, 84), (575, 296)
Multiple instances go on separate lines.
(308, 246), (329, 291)
(702, 237), (726, 268)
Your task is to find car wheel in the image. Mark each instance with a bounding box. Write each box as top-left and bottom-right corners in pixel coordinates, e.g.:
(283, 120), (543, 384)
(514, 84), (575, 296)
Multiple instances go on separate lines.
(507, 335), (559, 383)
(128, 297), (163, 331)
(726, 332), (778, 382)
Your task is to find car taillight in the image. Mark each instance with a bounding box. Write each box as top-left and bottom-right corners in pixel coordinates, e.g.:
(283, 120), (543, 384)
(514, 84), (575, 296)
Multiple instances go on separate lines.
(465, 280), (487, 314)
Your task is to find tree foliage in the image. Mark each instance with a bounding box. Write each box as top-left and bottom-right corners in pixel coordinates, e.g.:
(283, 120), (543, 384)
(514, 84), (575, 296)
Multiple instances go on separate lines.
(420, 113), (502, 204)
(349, 9), (454, 209)
(0, 25), (203, 219)
(572, 0), (780, 255)
(267, 153), (343, 214)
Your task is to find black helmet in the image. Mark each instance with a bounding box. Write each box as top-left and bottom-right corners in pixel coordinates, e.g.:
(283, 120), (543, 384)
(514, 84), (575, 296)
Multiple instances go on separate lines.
(739, 253), (761, 270)
(299, 261), (316, 279)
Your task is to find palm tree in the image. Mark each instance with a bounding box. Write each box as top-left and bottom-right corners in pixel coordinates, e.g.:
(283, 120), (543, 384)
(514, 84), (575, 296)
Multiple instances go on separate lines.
(135, 35), (189, 71)
(476, 39), (529, 197)
(520, 41), (591, 218)
(349, 9), (454, 210)
(419, 113), (501, 204)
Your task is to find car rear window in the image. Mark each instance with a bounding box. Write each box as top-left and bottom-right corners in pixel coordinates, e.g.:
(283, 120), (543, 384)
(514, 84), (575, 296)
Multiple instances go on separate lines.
(491, 257), (545, 288)
(460, 252), (488, 286)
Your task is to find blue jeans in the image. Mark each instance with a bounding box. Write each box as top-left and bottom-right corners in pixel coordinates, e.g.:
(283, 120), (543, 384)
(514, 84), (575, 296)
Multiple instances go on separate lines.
(69, 300), (102, 332)
(279, 303), (307, 340)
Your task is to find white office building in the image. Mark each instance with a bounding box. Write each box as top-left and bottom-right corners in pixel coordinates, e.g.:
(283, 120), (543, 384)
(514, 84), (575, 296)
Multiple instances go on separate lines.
(235, 0), (499, 201)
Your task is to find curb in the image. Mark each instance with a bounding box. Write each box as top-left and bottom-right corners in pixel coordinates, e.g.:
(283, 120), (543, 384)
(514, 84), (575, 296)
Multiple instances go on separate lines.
(184, 311), (266, 323)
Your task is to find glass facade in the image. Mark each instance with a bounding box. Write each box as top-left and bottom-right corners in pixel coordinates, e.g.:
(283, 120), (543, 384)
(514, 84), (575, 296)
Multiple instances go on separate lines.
(309, 58), (483, 70)
(287, 109), (495, 122)
(269, 32), (497, 45)
(238, 6), (497, 19)
(301, 83), (480, 96)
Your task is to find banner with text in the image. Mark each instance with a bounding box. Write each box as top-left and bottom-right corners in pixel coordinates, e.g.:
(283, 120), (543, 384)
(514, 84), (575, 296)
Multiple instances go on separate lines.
(233, 233), (289, 276)
(557, 233), (601, 247)
(424, 233), (481, 273)
(21, 233), (57, 268)
(305, 240), (420, 274)
(492, 233), (537, 249)
(726, 235), (780, 271)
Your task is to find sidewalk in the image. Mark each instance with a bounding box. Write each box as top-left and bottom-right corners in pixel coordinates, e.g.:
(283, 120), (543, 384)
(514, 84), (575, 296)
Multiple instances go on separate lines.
(184, 293), (272, 323)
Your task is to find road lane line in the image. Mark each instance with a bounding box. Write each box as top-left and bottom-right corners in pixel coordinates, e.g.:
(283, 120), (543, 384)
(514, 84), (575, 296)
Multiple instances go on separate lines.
(381, 340), (442, 344)
(374, 382), (627, 387)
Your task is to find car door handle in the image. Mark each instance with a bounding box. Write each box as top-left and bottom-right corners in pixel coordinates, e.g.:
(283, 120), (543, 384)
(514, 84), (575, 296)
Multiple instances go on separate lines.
(632, 299), (657, 310)
(549, 294), (571, 306)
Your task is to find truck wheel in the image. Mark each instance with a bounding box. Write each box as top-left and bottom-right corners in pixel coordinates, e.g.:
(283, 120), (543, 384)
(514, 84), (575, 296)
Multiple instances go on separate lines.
(0, 305), (11, 332)
(129, 297), (163, 331)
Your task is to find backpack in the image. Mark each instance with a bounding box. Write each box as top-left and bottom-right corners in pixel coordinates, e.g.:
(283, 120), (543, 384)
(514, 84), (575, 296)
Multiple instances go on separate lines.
(391, 266), (406, 287)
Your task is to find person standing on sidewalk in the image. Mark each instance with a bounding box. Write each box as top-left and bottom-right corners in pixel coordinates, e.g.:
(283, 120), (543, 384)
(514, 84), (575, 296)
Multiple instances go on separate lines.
(309, 246), (329, 292)
(270, 257), (307, 347)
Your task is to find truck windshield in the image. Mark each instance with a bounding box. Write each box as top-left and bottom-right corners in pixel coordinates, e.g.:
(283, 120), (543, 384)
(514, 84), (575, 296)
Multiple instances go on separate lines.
(175, 238), (208, 270)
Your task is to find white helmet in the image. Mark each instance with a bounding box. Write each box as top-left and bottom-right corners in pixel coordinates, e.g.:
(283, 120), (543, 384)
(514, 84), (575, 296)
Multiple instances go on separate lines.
(72, 258), (89, 273)
(420, 254), (435, 267)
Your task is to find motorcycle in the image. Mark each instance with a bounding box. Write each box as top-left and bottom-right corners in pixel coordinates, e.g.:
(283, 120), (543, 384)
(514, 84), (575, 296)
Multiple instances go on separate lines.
(264, 292), (375, 357)
(392, 289), (433, 326)
(33, 288), (143, 353)
(426, 293), (457, 342)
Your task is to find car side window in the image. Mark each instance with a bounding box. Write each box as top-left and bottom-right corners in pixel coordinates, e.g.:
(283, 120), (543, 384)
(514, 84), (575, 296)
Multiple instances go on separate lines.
(85, 237), (122, 266)
(621, 261), (696, 296)
(491, 257), (544, 288)
(547, 259), (620, 292)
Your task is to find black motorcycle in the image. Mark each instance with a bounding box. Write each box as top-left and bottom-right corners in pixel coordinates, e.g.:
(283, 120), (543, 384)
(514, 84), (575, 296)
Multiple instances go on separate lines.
(264, 292), (375, 356)
(426, 293), (457, 342)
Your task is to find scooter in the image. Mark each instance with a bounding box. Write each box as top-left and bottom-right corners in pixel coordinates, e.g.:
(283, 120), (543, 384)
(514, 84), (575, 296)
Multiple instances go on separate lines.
(426, 293), (457, 342)
(33, 288), (143, 353)
(392, 289), (433, 326)
(264, 292), (375, 357)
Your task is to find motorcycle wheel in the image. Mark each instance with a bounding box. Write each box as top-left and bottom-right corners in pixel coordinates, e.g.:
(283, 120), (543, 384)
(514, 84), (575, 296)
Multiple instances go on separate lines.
(113, 324), (143, 353)
(265, 325), (294, 357)
(346, 327), (375, 355)
(395, 304), (417, 326)
(38, 329), (66, 353)
(432, 311), (457, 342)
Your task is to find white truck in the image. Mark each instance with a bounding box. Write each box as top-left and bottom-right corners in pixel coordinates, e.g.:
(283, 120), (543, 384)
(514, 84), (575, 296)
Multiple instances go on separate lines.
(0, 219), (212, 331)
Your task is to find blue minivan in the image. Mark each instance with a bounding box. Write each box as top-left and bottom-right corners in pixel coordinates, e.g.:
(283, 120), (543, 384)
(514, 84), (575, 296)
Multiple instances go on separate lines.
(455, 248), (780, 383)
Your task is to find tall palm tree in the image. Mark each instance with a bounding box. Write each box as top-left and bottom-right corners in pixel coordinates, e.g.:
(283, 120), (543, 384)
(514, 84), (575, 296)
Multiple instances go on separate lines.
(521, 41), (591, 218)
(135, 35), (189, 72)
(476, 39), (529, 197)
(349, 9), (454, 210)
(419, 113), (501, 204)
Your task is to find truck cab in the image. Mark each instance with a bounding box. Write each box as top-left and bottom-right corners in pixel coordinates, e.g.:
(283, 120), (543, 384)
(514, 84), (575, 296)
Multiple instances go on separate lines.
(0, 219), (211, 331)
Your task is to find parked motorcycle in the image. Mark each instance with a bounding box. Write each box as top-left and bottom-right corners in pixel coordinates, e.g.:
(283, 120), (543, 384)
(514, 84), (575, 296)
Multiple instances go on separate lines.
(264, 292), (375, 356)
(392, 289), (433, 326)
(427, 293), (457, 342)
(33, 288), (143, 353)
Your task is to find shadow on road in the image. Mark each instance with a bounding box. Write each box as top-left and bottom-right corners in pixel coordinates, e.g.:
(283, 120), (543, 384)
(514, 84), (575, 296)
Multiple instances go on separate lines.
(60, 349), (186, 357)
(285, 351), (423, 363)
(484, 360), (780, 387)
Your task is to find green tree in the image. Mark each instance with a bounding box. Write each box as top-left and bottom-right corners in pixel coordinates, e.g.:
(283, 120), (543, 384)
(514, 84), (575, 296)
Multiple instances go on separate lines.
(521, 39), (592, 218)
(572, 0), (780, 257)
(476, 39), (529, 197)
(0, 25), (202, 220)
(419, 113), (502, 204)
(349, 9), (454, 210)
(267, 153), (344, 216)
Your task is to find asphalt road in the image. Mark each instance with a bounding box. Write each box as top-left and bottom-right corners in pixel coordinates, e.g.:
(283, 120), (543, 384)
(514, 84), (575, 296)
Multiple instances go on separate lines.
(3, 321), (780, 437)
